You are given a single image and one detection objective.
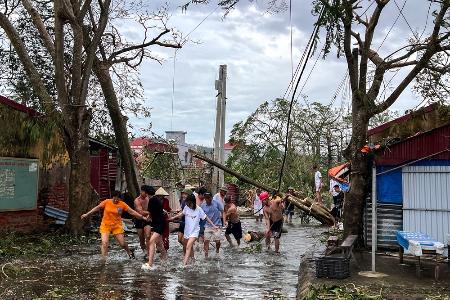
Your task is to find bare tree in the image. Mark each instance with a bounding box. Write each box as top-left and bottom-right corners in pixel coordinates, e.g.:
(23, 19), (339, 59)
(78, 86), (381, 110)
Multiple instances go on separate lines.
(0, 0), (111, 234)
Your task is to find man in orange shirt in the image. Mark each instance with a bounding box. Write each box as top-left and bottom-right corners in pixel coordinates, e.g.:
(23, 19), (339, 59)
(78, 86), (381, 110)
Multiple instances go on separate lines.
(81, 190), (148, 260)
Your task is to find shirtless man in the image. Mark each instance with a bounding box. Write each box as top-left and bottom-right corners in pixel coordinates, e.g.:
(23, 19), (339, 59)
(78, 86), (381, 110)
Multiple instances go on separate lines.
(264, 195), (284, 253)
(224, 196), (242, 247)
(134, 185), (155, 258)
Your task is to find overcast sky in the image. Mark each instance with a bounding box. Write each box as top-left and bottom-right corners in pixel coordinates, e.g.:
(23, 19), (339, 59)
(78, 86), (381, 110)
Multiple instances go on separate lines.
(127, 0), (436, 147)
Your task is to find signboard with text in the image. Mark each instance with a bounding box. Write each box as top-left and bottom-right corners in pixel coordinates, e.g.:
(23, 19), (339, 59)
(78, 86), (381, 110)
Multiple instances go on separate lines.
(0, 157), (39, 211)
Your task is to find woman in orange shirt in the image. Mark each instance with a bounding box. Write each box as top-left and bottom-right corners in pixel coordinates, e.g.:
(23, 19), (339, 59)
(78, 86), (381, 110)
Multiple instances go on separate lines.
(81, 190), (147, 259)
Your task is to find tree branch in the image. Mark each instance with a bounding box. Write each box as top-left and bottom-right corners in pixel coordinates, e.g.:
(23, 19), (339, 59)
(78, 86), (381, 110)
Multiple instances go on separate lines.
(79, 0), (111, 105)
(21, 0), (55, 60)
(109, 29), (180, 61)
(359, 0), (387, 93)
(372, 1), (450, 115)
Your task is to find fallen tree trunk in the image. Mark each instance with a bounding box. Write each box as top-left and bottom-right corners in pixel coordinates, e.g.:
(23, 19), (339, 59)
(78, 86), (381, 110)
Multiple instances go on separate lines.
(189, 150), (335, 226)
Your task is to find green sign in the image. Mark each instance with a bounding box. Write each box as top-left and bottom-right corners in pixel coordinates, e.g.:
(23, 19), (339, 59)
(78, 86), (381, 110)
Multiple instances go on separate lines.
(0, 157), (39, 211)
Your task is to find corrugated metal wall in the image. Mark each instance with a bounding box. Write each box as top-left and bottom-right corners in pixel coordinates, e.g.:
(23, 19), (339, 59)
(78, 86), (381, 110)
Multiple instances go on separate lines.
(402, 165), (450, 244)
(364, 202), (403, 249)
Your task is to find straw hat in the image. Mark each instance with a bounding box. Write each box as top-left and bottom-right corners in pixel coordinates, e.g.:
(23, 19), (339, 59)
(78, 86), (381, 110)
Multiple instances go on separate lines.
(184, 184), (195, 190)
(155, 187), (169, 196)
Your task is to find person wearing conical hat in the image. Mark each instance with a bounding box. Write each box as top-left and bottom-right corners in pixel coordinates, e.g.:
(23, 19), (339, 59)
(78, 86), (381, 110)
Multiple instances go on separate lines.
(155, 187), (172, 251)
(142, 187), (168, 270)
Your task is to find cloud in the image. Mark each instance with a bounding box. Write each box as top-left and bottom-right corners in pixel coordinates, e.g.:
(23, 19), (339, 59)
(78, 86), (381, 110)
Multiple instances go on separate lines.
(128, 0), (436, 146)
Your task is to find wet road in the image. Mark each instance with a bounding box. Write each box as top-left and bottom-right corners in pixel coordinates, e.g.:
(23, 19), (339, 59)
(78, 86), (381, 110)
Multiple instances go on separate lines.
(1, 219), (323, 299)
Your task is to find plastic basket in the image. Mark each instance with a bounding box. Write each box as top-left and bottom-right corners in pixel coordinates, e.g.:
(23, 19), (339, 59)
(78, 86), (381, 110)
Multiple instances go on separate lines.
(315, 256), (350, 279)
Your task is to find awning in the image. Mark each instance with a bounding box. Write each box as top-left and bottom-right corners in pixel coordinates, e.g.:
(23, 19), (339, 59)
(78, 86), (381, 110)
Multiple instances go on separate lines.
(328, 163), (350, 182)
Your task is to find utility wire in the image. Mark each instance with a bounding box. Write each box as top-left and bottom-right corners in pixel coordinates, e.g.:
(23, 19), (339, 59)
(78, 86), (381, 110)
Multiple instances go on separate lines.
(277, 6), (325, 192)
(170, 5), (219, 129)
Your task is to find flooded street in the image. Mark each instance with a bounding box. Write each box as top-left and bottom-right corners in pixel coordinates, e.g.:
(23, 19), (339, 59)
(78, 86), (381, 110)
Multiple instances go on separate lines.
(1, 219), (324, 299)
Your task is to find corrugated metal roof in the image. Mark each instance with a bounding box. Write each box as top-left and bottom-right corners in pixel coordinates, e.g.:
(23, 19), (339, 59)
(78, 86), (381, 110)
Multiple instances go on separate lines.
(375, 124), (450, 165)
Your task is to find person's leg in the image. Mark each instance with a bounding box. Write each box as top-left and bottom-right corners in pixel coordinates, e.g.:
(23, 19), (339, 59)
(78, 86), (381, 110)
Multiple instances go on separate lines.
(114, 233), (133, 257)
(101, 233), (110, 259)
(156, 234), (167, 260)
(144, 226), (152, 253)
(137, 228), (145, 252)
(274, 238), (280, 253)
(147, 232), (162, 266)
(225, 234), (233, 246)
(265, 234), (271, 250)
(203, 238), (210, 258)
(178, 232), (183, 245)
(215, 241), (221, 254)
(183, 237), (196, 265)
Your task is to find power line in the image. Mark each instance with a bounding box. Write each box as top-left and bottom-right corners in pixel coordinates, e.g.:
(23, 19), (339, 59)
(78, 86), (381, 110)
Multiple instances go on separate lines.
(393, 0), (418, 39)
(289, 0), (293, 79)
(377, 0), (407, 51)
(181, 5), (220, 46)
(170, 5), (219, 130)
(277, 6), (325, 192)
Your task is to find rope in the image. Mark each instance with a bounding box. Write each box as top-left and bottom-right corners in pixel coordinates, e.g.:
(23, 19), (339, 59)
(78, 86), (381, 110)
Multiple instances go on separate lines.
(276, 6), (325, 192)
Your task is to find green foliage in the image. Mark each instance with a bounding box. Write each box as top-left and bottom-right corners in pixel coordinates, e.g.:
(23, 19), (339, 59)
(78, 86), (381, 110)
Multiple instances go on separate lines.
(226, 98), (351, 191)
(0, 231), (97, 259)
(0, 105), (63, 162)
(141, 147), (181, 182)
(303, 285), (383, 300)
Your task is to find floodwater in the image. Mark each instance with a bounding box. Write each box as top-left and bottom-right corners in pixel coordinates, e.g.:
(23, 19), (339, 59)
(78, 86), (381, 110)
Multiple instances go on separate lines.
(1, 218), (324, 299)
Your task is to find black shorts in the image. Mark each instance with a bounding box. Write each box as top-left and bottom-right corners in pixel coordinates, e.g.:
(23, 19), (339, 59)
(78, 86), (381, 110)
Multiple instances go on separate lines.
(152, 221), (164, 235)
(225, 221), (242, 240)
(134, 219), (151, 229)
(177, 222), (185, 233)
(270, 220), (283, 239)
(331, 206), (342, 219)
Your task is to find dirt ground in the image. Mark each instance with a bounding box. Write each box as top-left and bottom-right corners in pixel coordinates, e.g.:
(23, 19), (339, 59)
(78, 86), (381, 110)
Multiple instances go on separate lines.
(299, 250), (450, 299)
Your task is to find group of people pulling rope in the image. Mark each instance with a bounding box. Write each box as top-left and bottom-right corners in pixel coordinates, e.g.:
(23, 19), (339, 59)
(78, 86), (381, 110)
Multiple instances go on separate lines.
(80, 184), (302, 269)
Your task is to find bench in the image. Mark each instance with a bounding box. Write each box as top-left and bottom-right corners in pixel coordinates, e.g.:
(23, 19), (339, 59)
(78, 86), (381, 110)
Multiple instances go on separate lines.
(326, 235), (357, 258)
(340, 235), (357, 258)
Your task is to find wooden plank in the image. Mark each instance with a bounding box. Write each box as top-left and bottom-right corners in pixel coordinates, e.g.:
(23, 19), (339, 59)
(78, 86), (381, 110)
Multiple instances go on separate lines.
(341, 235), (357, 248)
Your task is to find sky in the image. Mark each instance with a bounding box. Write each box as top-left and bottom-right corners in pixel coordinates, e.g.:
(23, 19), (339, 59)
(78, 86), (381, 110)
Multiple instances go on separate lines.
(125, 0), (437, 147)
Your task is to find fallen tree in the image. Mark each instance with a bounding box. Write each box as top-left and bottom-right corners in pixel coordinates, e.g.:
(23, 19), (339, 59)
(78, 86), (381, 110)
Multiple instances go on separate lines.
(189, 150), (334, 226)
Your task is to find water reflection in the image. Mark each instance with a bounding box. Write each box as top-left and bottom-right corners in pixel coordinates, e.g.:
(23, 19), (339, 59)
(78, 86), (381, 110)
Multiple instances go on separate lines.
(1, 218), (323, 299)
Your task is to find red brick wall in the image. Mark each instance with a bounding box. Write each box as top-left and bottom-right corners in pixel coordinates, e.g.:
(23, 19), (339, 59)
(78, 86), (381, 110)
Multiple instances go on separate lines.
(0, 209), (46, 232)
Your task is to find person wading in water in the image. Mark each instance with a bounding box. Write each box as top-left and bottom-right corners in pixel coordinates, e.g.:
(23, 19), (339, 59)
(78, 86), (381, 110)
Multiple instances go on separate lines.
(81, 190), (147, 260)
(169, 194), (218, 265)
(142, 190), (168, 270)
(176, 189), (192, 254)
(224, 196), (243, 247)
(264, 195), (284, 253)
(201, 192), (224, 258)
(134, 185), (154, 259)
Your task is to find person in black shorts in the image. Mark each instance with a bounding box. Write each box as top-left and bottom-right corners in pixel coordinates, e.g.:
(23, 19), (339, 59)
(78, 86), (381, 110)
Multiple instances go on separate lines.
(134, 185), (154, 257)
(224, 196), (243, 246)
(283, 187), (295, 224)
(331, 184), (344, 226)
(142, 194), (167, 270)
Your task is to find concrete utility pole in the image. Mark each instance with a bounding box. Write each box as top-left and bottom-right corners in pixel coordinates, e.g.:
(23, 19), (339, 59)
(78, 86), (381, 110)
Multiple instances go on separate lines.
(213, 65), (227, 191)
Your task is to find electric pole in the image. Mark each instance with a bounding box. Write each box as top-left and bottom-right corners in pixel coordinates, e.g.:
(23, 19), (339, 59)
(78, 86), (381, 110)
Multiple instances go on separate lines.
(213, 65), (227, 191)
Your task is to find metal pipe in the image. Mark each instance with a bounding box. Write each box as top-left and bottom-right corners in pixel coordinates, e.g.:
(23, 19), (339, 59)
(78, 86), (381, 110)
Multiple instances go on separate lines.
(371, 164), (377, 272)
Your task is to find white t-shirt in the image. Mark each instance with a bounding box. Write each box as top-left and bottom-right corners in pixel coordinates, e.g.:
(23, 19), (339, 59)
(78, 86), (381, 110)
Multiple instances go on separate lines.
(315, 170), (322, 191)
(330, 179), (339, 196)
(183, 205), (206, 239)
(253, 195), (263, 215)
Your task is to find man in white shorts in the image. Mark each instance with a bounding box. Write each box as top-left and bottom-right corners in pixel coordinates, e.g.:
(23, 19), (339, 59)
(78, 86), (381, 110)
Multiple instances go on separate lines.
(201, 192), (224, 258)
